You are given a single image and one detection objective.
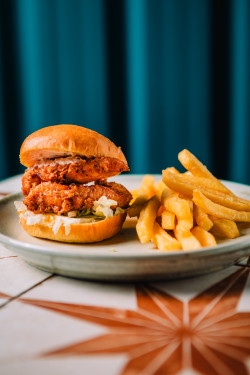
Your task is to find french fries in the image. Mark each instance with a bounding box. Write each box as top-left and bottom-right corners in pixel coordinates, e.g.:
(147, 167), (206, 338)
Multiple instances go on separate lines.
(136, 195), (160, 243)
(193, 190), (250, 222)
(161, 209), (175, 230)
(152, 222), (181, 251)
(209, 217), (240, 239)
(128, 175), (156, 217)
(191, 226), (217, 247)
(131, 149), (250, 251)
(174, 227), (201, 250)
(162, 169), (250, 211)
(193, 205), (213, 231)
(178, 149), (235, 196)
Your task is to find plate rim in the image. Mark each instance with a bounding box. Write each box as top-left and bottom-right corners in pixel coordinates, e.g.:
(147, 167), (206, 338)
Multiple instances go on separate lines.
(0, 180), (250, 261)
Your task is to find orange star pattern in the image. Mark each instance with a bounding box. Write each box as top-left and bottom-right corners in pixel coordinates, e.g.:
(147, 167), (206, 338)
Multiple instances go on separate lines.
(19, 264), (250, 375)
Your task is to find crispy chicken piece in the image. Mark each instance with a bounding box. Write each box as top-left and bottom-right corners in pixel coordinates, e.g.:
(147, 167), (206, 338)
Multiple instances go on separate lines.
(23, 181), (132, 215)
(22, 156), (129, 196)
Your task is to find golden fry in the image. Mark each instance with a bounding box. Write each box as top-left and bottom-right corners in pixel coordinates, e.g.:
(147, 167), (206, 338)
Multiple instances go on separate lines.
(166, 167), (181, 174)
(193, 190), (250, 222)
(178, 149), (217, 179)
(174, 227), (201, 250)
(128, 194), (148, 217)
(154, 180), (167, 201)
(164, 167), (230, 195)
(133, 149), (250, 252)
(163, 195), (192, 222)
(193, 204), (213, 231)
(191, 226), (217, 247)
(139, 174), (156, 197)
(209, 217), (240, 239)
(136, 195), (160, 243)
(178, 149), (234, 196)
(129, 175), (157, 217)
(162, 169), (250, 211)
(161, 209), (176, 230)
(151, 222), (181, 251)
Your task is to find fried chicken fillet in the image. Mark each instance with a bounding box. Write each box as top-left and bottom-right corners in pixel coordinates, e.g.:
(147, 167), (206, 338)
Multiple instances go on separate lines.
(22, 156), (129, 196)
(24, 181), (132, 215)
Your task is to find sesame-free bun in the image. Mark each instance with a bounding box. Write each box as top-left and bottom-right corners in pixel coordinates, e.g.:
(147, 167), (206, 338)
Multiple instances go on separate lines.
(20, 124), (128, 168)
(18, 211), (126, 243)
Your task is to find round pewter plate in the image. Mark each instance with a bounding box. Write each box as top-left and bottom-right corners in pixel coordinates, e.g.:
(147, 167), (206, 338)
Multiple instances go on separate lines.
(0, 175), (250, 281)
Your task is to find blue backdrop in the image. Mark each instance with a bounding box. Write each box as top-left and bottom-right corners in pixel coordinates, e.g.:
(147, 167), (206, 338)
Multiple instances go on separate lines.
(0, 0), (249, 183)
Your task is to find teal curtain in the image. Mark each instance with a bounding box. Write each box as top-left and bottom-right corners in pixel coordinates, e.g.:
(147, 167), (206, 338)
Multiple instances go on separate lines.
(0, 0), (249, 184)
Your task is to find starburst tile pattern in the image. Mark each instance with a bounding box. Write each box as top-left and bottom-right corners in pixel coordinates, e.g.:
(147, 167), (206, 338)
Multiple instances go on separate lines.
(18, 266), (250, 375)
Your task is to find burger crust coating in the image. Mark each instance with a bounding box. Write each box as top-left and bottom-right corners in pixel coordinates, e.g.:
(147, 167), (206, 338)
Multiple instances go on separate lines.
(22, 156), (129, 196)
(23, 181), (132, 215)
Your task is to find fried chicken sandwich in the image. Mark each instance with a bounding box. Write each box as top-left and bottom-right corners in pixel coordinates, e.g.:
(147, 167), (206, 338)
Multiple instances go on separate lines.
(15, 124), (132, 243)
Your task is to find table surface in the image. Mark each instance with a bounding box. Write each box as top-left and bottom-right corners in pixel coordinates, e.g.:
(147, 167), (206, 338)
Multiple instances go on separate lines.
(0, 175), (250, 375)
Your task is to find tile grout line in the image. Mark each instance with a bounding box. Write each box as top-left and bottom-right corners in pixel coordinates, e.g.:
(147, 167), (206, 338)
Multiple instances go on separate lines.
(0, 274), (55, 309)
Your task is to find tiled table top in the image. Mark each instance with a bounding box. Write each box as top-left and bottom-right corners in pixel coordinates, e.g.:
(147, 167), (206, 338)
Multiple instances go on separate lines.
(0, 176), (250, 375)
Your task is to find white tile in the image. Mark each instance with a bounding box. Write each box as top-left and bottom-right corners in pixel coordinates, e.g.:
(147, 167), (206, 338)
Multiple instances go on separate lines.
(24, 276), (137, 310)
(0, 356), (127, 375)
(0, 257), (51, 297)
(151, 266), (239, 302)
(0, 300), (106, 364)
(0, 297), (9, 306)
(177, 369), (200, 375)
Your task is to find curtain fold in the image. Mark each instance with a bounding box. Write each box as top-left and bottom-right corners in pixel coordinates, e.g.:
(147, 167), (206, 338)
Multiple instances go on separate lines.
(230, 0), (250, 183)
(0, 0), (249, 184)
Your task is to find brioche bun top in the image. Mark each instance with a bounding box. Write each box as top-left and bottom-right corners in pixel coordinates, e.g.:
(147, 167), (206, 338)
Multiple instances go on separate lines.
(20, 124), (128, 168)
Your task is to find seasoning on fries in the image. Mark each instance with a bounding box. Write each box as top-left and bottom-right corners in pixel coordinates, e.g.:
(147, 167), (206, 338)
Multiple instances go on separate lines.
(129, 149), (249, 251)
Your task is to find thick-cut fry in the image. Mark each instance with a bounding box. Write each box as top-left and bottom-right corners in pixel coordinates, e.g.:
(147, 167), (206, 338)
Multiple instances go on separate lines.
(161, 187), (177, 203)
(136, 195), (161, 243)
(193, 190), (250, 222)
(139, 174), (156, 197)
(162, 170), (250, 211)
(163, 194), (193, 236)
(129, 189), (139, 205)
(166, 167), (181, 175)
(164, 168), (231, 195)
(193, 204), (213, 231)
(161, 209), (176, 230)
(129, 175), (157, 217)
(191, 226), (217, 247)
(128, 193), (148, 217)
(178, 149), (217, 179)
(176, 218), (193, 233)
(174, 227), (201, 250)
(157, 205), (164, 217)
(154, 180), (167, 201)
(132, 148), (250, 252)
(209, 217), (240, 239)
(178, 149), (235, 196)
(130, 189), (139, 199)
(163, 195), (193, 222)
(151, 222), (181, 251)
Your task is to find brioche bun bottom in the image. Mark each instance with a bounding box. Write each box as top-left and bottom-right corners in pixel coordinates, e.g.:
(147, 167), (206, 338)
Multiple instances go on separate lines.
(18, 212), (126, 243)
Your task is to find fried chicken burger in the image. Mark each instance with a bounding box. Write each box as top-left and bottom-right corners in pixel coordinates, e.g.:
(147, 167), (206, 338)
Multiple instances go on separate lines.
(15, 124), (132, 243)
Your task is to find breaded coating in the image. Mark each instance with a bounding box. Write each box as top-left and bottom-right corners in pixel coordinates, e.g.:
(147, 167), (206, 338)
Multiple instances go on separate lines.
(23, 181), (132, 215)
(22, 156), (129, 196)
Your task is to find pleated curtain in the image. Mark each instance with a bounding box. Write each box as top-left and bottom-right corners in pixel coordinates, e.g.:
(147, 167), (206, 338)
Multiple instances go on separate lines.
(0, 0), (249, 184)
